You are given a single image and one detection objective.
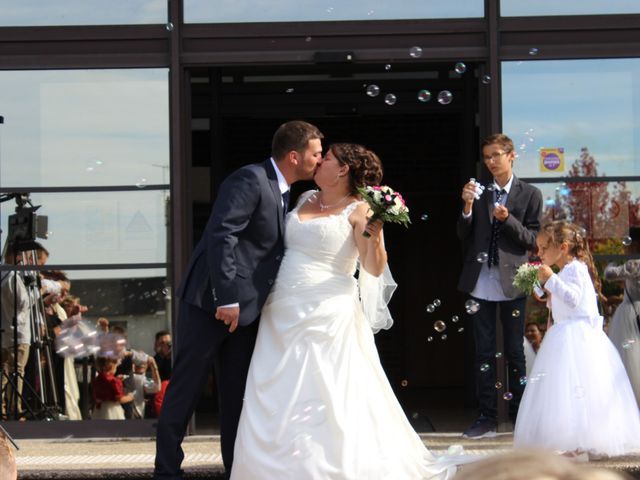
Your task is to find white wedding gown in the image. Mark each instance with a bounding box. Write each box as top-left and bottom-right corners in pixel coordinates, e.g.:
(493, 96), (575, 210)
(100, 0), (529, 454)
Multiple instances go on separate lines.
(231, 192), (457, 479)
(514, 260), (640, 456)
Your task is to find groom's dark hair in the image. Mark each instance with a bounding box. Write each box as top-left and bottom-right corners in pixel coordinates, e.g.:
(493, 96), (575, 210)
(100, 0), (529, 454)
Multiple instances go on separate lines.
(271, 121), (323, 161)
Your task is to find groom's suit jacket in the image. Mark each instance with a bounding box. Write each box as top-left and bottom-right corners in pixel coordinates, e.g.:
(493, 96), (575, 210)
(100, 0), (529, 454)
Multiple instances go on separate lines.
(456, 175), (542, 299)
(177, 159), (286, 326)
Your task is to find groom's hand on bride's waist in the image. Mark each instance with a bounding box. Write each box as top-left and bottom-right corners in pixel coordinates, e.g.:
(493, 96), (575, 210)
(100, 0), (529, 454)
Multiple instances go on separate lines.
(215, 306), (240, 333)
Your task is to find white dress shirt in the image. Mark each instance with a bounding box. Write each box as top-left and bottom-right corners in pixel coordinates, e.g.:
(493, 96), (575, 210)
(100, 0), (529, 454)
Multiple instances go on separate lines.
(469, 176), (514, 301)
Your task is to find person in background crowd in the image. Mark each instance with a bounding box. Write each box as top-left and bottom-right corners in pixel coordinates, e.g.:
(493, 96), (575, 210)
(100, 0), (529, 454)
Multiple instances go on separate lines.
(153, 330), (172, 381)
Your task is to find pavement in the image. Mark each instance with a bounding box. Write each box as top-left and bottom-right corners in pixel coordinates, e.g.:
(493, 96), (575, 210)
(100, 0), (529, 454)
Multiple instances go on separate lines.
(9, 433), (640, 479)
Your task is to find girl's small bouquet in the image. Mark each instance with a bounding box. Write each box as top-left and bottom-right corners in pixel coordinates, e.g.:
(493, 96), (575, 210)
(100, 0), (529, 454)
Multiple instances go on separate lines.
(357, 185), (411, 238)
(512, 262), (544, 297)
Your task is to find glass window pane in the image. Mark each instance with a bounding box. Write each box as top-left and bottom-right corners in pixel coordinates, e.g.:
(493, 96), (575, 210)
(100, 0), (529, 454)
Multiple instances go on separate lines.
(0, 266), (171, 421)
(501, 0), (640, 17)
(0, 69), (169, 188)
(185, 0), (483, 23)
(0, 0), (166, 26)
(0, 191), (170, 266)
(502, 59), (640, 179)
(529, 180), (637, 243)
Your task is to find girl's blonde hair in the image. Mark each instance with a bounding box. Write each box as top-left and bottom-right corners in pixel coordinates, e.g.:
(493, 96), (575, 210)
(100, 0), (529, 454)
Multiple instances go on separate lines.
(539, 220), (604, 303)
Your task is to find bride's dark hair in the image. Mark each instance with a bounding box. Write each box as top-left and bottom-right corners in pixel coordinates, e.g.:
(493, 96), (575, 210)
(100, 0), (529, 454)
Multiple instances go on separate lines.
(329, 143), (383, 195)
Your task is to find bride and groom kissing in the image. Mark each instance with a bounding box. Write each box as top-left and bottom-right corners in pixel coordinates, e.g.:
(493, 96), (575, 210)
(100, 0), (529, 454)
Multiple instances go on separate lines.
(153, 121), (460, 480)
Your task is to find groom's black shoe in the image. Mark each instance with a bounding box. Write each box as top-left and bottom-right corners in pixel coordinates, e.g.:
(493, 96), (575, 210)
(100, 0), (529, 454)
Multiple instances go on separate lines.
(462, 415), (497, 439)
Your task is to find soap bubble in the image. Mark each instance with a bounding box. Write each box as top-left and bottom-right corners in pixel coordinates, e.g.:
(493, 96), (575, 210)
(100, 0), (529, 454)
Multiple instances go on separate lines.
(622, 236), (632, 246)
(454, 62), (467, 74)
(476, 252), (489, 263)
(409, 46), (423, 58)
(384, 93), (397, 106)
(434, 320), (446, 333)
(289, 399), (327, 429)
(366, 84), (380, 97)
(437, 90), (453, 105)
(417, 89), (432, 103)
(465, 299), (480, 314)
(503, 392), (513, 401)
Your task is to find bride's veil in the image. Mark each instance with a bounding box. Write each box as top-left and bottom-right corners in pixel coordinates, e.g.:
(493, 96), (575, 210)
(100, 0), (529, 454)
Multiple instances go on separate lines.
(357, 261), (397, 333)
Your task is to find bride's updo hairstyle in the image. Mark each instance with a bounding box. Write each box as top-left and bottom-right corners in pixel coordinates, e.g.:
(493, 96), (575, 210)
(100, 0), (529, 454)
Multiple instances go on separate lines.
(329, 143), (383, 195)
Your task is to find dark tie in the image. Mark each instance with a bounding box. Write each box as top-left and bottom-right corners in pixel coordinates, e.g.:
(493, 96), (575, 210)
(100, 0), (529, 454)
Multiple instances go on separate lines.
(282, 190), (290, 220)
(488, 189), (506, 268)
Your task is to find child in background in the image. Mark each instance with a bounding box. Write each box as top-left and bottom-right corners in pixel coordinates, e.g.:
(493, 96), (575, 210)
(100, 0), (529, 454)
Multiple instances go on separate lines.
(128, 353), (161, 418)
(92, 356), (134, 420)
(514, 220), (640, 457)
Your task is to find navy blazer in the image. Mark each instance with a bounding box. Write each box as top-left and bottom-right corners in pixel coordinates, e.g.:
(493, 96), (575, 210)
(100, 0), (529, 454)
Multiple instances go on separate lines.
(176, 159), (286, 326)
(456, 176), (543, 299)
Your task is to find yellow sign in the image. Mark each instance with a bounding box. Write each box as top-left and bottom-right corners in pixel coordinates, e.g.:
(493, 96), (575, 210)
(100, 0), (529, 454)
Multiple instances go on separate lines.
(540, 148), (564, 173)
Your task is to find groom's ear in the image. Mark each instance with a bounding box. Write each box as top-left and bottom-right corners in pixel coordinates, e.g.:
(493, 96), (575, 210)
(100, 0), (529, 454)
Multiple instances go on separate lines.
(287, 149), (300, 166)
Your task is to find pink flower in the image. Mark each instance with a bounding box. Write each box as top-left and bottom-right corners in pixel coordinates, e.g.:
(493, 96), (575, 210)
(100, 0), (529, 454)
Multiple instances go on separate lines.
(385, 195), (392, 201)
(372, 186), (381, 191)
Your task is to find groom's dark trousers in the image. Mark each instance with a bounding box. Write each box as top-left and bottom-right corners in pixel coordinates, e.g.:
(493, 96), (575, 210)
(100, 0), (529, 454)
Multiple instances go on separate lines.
(153, 159), (286, 480)
(154, 301), (258, 480)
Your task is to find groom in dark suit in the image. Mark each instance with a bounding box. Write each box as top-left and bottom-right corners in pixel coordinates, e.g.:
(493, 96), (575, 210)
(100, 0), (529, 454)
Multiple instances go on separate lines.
(154, 121), (324, 480)
(457, 133), (542, 439)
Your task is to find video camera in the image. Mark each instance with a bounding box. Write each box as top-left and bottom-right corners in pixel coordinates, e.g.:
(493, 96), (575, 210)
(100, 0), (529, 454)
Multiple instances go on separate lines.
(3, 193), (49, 250)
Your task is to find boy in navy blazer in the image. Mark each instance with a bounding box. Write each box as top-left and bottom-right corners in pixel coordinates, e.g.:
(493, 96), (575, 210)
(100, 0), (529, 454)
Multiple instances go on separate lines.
(457, 133), (542, 439)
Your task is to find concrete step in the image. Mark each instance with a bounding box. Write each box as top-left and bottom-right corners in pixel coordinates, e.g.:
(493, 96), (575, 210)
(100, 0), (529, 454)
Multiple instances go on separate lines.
(13, 434), (640, 479)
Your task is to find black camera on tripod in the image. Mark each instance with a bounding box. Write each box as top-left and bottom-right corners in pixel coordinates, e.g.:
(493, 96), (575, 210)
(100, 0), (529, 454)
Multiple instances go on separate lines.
(1, 192), (61, 420)
(5, 193), (49, 250)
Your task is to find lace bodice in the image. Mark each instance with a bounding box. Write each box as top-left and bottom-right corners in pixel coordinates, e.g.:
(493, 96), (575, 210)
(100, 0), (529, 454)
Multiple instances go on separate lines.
(283, 190), (362, 276)
(544, 259), (602, 328)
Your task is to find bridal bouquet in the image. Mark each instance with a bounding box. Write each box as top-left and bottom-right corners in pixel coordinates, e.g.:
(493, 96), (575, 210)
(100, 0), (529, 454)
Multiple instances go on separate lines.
(513, 262), (543, 296)
(357, 185), (411, 238)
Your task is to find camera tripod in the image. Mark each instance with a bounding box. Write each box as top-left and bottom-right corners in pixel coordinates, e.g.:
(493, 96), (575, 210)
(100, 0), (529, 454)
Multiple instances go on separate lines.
(1, 247), (62, 421)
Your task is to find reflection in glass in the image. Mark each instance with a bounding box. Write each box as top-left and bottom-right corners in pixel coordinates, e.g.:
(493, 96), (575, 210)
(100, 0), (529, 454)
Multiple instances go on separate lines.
(502, 59), (640, 179)
(0, 265), (170, 421)
(185, 0), (482, 23)
(501, 0), (640, 17)
(0, 69), (169, 188)
(0, 0), (166, 26)
(0, 191), (170, 268)
(531, 180), (637, 241)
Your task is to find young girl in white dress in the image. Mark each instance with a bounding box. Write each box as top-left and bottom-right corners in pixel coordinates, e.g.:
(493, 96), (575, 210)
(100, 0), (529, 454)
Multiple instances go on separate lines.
(514, 220), (640, 457)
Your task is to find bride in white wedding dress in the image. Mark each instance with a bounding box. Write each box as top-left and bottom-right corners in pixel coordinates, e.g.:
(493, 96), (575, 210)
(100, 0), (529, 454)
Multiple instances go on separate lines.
(231, 144), (459, 480)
